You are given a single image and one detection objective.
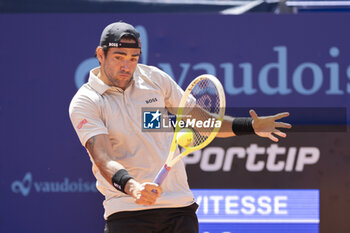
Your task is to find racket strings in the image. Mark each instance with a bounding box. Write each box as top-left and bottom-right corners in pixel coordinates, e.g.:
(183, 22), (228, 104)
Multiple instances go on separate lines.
(185, 79), (221, 147)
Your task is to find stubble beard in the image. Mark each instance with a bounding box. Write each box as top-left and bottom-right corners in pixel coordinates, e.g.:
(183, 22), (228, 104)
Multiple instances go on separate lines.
(103, 63), (133, 89)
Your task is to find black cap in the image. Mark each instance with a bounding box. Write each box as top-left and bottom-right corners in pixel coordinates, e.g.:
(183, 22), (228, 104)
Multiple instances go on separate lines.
(99, 21), (141, 49)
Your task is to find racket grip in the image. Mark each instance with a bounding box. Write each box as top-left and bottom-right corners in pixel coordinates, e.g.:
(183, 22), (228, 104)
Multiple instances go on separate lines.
(153, 165), (171, 186)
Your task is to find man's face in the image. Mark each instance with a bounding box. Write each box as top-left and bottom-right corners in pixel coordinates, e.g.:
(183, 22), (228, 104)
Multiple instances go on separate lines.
(98, 38), (141, 89)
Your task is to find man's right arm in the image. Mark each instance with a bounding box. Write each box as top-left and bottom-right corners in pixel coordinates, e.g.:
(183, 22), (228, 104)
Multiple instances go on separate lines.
(85, 134), (162, 206)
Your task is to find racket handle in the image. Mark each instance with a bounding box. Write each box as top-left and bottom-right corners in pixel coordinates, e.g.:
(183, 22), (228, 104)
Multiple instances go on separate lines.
(153, 165), (171, 186)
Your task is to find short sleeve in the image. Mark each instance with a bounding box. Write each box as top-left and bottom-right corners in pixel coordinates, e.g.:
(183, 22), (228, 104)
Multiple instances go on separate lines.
(149, 67), (195, 113)
(69, 94), (108, 147)
(156, 69), (184, 109)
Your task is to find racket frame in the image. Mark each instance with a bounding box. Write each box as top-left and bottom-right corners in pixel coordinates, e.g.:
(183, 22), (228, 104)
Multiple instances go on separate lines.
(153, 74), (226, 185)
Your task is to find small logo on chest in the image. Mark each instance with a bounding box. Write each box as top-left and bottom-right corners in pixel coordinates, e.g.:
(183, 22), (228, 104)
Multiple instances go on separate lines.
(145, 97), (158, 104)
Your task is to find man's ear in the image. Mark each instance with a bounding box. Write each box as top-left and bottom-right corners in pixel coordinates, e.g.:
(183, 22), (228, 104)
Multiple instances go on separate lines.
(96, 47), (104, 64)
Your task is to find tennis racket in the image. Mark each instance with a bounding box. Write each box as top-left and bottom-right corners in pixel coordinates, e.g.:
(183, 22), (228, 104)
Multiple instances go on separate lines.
(153, 74), (226, 186)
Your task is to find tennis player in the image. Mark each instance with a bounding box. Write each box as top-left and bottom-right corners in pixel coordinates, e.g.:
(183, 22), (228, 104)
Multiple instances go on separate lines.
(69, 21), (291, 233)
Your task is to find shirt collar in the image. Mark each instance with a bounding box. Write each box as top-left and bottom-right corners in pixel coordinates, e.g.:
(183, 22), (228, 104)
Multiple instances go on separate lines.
(88, 66), (140, 94)
(88, 67), (111, 95)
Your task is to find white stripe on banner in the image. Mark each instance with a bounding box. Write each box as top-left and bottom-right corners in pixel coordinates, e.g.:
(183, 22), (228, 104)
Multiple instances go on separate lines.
(198, 219), (320, 223)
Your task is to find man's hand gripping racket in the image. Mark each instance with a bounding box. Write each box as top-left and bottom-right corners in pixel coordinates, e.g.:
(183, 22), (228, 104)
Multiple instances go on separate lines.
(153, 74), (226, 187)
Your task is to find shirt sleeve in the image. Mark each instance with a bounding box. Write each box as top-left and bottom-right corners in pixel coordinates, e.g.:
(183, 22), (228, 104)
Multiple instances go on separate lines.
(69, 94), (108, 147)
(152, 67), (195, 113)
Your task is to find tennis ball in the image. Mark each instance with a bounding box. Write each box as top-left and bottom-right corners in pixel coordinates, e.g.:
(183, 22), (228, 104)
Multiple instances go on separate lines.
(176, 128), (194, 147)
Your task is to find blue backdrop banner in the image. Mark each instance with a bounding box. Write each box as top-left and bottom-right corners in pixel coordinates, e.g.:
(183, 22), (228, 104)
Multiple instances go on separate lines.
(0, 13), (349, 233)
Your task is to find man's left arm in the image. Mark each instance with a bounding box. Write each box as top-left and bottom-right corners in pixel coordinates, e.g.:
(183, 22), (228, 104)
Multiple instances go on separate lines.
(217, 109), (291, 142)
(188, 107), (291, 141)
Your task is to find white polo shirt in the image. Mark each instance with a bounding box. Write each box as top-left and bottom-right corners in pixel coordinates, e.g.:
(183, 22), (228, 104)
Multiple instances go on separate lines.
(69, 64), (194, 219)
